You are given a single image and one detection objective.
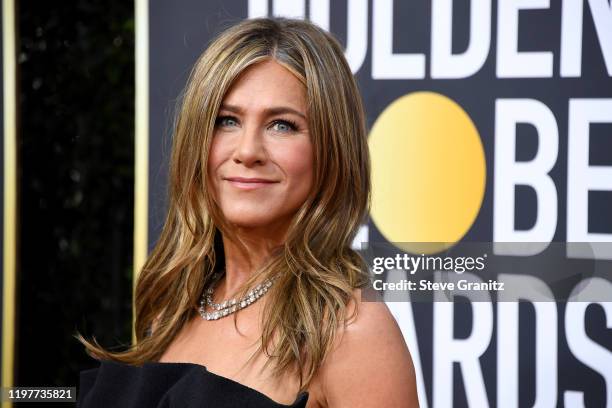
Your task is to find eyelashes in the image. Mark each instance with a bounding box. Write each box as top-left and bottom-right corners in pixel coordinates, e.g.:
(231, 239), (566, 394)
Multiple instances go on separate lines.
(215, 115), (299, 133)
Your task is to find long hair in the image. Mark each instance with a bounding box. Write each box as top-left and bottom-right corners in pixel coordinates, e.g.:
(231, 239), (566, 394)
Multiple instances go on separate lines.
(76, 16), (371, 392)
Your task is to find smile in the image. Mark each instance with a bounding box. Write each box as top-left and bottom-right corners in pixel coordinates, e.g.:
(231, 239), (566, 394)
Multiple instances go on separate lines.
(224, 177), (279, 190)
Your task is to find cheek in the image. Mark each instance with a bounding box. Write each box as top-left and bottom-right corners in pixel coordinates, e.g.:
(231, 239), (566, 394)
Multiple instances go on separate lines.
(207, 137), (222, 170)
(207, 137), (227, 179)
(280, 141), (314, 191)
(206, 139), (226, 200)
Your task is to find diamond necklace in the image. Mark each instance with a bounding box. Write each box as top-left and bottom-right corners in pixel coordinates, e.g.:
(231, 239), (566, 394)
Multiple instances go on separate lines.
(198, 271), (278, 321)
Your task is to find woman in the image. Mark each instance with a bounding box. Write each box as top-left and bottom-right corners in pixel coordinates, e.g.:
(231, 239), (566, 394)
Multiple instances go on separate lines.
(76, 16), (419, 408)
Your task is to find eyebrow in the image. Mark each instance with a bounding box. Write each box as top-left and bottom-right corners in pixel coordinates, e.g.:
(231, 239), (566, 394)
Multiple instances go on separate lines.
(219, 103), (307, 120)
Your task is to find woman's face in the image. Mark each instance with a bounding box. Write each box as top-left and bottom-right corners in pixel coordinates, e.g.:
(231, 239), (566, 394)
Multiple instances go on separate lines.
(208, 59), (314, 232)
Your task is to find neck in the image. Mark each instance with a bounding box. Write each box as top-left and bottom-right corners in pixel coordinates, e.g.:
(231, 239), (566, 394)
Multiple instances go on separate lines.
(217, 222), (288, 298)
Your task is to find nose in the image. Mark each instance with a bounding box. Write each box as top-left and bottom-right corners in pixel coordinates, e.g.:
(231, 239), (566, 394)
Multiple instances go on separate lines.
(231, 124), (267, 167)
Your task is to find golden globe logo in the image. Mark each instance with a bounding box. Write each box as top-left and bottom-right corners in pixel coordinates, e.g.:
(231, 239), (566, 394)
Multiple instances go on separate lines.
(368, 91), (612, 261)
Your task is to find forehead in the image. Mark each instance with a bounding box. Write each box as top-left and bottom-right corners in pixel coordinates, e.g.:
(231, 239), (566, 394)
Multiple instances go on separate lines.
(222, 59), (307, 112)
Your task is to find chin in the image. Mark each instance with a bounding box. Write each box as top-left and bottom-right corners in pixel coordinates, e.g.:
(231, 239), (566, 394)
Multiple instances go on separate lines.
(222, 209), (279, 229)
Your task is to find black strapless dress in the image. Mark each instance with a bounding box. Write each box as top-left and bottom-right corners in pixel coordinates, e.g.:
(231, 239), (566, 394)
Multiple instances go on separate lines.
(77, 360), (309, 408)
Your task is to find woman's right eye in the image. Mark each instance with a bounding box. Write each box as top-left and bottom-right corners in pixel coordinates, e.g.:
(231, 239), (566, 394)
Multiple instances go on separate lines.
(215, 115), (238, 127)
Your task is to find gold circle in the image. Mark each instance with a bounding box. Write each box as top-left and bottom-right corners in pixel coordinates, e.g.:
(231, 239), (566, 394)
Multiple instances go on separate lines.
(369, 92), (486, 254)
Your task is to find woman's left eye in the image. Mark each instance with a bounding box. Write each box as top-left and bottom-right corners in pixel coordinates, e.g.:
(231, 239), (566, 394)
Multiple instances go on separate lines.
(215, 116), (238, 127)
(271, 119), (298, 133)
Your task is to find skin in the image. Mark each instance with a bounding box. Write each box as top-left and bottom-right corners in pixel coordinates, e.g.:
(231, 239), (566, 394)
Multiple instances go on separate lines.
(159, 59), (419, 407)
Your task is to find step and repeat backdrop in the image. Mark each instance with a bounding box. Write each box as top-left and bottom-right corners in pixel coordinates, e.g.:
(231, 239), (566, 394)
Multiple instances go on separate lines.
(147, 1), (612, 407)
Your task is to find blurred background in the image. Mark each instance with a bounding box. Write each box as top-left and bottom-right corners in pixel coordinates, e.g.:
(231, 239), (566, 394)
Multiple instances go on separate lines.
(6, 0), (134, 398)
(2, 1), (612, 407)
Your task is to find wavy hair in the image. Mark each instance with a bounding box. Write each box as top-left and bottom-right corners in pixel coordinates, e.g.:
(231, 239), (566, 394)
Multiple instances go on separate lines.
(76, 16), (371, 392)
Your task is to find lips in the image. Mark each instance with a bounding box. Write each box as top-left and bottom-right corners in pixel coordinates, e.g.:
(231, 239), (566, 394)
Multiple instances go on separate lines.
(224, 177), (279, 190)
(226, 177), (276, 183)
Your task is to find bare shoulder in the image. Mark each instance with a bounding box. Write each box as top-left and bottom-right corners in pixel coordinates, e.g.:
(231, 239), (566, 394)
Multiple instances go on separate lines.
(315, 288), (419, 408)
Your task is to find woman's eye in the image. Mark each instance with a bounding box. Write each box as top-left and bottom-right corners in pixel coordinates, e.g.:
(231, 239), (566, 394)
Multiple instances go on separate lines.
(216, 116), (238, 127)
(271, 120), (298, 133)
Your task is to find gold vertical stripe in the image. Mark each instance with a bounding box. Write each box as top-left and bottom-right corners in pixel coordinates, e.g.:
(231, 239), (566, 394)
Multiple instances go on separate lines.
(133, 0), (149, 344)
(2, 0), (16, 406)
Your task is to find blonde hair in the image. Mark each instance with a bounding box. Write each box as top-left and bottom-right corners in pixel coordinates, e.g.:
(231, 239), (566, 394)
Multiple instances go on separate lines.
(76, 16), (371, 392)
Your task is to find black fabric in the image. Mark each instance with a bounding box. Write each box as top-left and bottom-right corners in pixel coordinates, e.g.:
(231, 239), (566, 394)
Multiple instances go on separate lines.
(77, 360), (309, 408)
